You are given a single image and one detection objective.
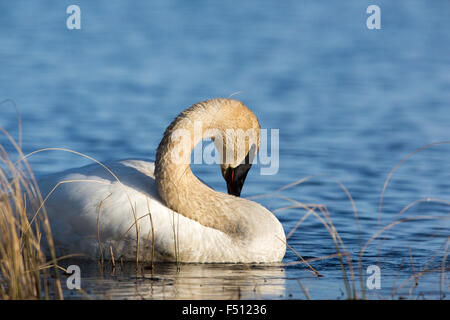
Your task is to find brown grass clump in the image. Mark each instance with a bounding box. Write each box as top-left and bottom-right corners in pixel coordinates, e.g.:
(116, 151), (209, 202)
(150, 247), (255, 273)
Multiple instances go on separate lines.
(0, 126), (63, 299)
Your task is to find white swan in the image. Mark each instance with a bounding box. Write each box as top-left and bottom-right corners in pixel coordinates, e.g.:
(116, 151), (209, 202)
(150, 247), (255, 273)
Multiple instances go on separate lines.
(38, 98), (286, 263)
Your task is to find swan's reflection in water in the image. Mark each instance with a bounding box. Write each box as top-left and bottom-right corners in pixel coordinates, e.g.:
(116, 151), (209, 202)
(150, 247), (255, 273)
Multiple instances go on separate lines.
(65, 261), (287, 299)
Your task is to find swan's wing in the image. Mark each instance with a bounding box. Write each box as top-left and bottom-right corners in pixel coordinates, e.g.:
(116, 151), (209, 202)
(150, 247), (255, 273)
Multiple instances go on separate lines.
(37, 159), (159, 256)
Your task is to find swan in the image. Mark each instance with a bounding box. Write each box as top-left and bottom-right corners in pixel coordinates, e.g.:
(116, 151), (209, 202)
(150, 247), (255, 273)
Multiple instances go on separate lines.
(38, 98), (286, 263)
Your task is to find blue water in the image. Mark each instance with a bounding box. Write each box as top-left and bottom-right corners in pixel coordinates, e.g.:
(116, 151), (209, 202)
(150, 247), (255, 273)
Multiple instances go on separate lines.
(0, 0), (449, 299)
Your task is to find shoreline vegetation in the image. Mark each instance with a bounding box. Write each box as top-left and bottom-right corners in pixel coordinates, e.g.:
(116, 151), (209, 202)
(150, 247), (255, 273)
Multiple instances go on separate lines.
(0, 125), (63, 299)
(0, 113), (448, 299)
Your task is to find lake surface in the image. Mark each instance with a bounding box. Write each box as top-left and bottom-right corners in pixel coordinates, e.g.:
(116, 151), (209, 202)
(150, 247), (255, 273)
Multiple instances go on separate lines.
(0, 0), (449, 299)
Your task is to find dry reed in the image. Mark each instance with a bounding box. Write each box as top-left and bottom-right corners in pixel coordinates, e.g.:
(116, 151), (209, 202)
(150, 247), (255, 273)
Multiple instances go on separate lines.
(0, 127), (63, 299)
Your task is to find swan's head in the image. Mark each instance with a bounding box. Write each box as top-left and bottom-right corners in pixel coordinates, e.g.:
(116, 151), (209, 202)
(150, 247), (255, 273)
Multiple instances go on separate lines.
(211, 99), (261, 197)
(156, 98), (261, 198)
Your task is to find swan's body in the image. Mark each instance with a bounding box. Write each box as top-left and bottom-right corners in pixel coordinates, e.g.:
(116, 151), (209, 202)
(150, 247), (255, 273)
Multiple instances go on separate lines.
(38, 99), (286, 263)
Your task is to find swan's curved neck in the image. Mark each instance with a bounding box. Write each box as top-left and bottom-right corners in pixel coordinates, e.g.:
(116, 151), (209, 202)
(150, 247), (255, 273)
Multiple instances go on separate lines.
(155, 100), (243, 235)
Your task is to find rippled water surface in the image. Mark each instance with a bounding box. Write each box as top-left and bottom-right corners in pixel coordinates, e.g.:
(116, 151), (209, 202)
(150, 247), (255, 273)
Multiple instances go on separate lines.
(1, 1), (449, 299)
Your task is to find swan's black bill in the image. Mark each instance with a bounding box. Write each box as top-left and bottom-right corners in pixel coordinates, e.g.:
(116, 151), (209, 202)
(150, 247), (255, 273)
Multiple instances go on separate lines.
(225, 162), (252, 197)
